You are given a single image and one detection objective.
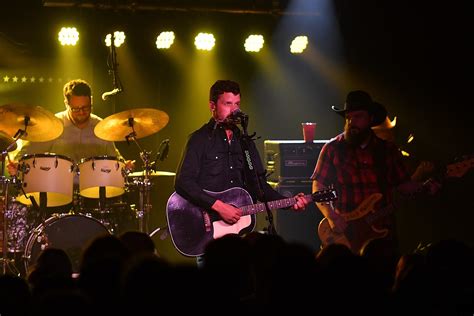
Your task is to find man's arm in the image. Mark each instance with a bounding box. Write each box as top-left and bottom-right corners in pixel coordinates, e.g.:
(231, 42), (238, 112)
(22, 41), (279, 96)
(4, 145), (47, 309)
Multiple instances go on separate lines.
(312, 179), (346, 232)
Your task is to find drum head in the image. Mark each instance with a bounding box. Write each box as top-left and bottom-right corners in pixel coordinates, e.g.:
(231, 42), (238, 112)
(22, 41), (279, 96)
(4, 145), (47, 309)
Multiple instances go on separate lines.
(25, 214), (110, 273)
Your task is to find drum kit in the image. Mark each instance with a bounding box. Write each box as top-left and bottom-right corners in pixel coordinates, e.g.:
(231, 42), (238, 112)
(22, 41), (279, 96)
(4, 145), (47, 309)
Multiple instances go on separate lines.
(0, 103), (173, 275)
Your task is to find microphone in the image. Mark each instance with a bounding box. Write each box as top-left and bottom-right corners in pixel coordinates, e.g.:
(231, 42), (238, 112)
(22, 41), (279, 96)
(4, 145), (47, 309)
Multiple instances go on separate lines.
(226, 109), (248, 123)
(154, 139), (170, 171)
(157, 139), (170, 162)
(101, 88), (122, 101)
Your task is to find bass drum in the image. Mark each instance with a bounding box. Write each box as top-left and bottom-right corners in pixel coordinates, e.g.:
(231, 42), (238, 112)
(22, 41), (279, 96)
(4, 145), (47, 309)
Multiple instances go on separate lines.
(24, 214), (110, 274)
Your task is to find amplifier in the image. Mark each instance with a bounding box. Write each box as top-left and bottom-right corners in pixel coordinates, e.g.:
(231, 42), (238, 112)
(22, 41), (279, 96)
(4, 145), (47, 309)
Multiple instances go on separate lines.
(264, 140), (327, 183)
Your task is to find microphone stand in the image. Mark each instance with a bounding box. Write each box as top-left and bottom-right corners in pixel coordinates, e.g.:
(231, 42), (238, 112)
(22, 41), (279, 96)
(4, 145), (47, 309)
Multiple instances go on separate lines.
(237, 116), (277, 235)
(105, 33), (123, 110)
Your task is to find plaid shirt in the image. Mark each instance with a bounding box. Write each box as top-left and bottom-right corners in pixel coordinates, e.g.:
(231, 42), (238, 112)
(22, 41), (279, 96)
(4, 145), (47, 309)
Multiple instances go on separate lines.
(311, 132), (410, 213)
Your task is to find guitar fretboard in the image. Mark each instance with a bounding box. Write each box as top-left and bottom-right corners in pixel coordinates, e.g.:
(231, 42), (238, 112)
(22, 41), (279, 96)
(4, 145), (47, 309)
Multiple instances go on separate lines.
(240, 192), (334, 216)
(240, 196), (299, 215)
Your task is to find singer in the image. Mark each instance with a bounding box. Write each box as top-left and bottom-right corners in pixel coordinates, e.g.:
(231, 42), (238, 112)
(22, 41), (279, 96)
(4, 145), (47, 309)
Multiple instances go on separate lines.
(173, 79), (310, 267)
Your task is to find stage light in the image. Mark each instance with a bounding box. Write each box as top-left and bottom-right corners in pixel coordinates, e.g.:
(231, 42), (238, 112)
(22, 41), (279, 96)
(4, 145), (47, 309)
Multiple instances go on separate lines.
(58, 27), (79, 46)
(105, 31), (126, 47)
(156, 31), (175, 49)
(244, 35), (264, 52)
(194, 33), (215, 51)
(290, 35), (308, 54)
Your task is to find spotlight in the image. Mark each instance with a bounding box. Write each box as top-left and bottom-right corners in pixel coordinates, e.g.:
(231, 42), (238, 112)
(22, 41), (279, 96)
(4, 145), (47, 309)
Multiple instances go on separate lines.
(156, 31), (175, 49)
(290, 35), (308, 54)
(244, 35), (264, 52)
(58, 27), (79, 46)
(194, 33), (215, 51)
(105, 31), (126, 47)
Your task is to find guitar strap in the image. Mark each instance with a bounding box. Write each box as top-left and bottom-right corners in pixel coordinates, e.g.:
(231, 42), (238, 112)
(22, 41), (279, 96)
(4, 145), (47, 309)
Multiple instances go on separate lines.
(238, 132), (266, 202)
(238, 130), (278, 234)
(374, 137), (403, 246)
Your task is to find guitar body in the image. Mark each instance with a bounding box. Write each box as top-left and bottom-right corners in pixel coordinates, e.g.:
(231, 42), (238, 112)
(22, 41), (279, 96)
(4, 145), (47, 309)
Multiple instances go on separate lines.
(318, 217), (389, 254)
(166, 188), (256, 257)
(318, 193), (389, 254)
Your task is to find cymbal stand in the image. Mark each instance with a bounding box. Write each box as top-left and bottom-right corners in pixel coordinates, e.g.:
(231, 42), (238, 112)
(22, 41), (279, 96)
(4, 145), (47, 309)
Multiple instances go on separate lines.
(125, 129), (153, 234)
(0, 136), (23, 276)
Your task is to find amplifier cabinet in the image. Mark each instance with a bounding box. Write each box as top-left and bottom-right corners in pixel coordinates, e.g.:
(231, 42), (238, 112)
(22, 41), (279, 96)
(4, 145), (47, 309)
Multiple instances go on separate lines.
(264, 140), (327, 183)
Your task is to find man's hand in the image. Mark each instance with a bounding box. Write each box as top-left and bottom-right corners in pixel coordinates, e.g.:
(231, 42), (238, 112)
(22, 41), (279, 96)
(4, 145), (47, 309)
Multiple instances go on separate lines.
(292, 192), (310, 211)
(212, 199), (242, 224)
(124, 159), (135, 172)
(7, 161), (18, 176)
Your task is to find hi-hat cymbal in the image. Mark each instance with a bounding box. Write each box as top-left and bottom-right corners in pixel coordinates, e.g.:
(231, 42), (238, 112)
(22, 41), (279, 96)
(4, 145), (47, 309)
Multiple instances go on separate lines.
(94, 108), (169, 142)
(0, 103), (64, 142)
(0, 131), (17, 152)
(127, 170), (176, 177)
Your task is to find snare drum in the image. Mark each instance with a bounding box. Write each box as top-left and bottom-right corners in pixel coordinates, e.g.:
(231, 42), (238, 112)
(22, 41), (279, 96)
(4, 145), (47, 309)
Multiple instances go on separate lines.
(24, 214), (110, 273)
(78, 156), (126, 199)
(16, 153), (75, 207)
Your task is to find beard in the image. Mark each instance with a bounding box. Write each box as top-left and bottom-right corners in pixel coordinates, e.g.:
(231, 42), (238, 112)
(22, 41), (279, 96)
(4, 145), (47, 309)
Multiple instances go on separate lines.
(344, 125), (371, 146)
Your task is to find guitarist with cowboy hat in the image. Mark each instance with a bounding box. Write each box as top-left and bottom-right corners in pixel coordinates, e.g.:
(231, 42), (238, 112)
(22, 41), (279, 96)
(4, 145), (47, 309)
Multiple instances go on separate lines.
(311, 90), (439, 254)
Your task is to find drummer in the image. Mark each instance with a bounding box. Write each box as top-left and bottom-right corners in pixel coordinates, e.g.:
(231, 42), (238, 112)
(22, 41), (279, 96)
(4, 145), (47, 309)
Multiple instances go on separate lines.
(7, 78), (134, 182)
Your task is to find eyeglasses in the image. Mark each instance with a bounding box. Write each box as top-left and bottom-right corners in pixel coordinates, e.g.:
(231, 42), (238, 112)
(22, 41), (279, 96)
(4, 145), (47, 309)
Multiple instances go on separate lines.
(68, 105), (92, 113)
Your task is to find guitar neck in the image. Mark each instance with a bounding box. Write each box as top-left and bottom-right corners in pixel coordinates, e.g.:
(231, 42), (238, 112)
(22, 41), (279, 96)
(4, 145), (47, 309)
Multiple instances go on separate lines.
(240, 192), (332, 216)
(240, 196), (300, 216)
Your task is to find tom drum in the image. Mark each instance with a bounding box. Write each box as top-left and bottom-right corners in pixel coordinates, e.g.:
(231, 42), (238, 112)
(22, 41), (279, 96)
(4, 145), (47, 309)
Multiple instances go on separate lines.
(17, 153), (75, 207)
(78, 156), (125, 199)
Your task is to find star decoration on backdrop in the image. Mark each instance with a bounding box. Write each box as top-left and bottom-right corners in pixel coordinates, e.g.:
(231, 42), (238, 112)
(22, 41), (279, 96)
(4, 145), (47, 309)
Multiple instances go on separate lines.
(0, 75), (71, 84)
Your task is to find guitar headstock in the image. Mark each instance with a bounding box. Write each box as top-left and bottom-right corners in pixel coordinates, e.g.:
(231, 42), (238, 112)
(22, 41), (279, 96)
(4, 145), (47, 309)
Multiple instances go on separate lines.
(312, 187), (338, 203)
(446, 156), (474, 178)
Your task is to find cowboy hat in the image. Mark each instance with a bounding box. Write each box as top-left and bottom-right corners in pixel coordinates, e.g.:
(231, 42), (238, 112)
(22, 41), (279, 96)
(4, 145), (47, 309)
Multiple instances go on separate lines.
(332, 90), (387, 126)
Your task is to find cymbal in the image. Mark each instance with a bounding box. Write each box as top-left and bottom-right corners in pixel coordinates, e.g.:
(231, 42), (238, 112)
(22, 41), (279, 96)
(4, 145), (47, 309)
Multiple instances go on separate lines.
(0, 103), (64, 142)
(0, 131), (17, 152)
(94, 108), (169, 142)
(127, 170), (176, 177)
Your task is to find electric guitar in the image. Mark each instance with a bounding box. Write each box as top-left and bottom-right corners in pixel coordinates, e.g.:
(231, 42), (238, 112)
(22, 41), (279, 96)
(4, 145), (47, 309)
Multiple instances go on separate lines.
(166, 187), (337, 257)
(318, 155), (474, 254)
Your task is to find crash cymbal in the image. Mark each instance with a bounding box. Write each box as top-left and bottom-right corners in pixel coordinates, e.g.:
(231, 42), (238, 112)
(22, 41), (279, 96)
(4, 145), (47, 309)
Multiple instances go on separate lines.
(127, 170), (176, 177)
(0, 131), (17, 152)
(94, 108), (169, 142)
(0, 103), (63, 142)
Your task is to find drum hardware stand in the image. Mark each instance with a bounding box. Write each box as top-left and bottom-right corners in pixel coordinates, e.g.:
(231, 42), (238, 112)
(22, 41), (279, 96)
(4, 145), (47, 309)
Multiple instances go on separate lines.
(125, 130), (153, 234)
(97, 186), (116, 233)
(0, 140), (23, 276)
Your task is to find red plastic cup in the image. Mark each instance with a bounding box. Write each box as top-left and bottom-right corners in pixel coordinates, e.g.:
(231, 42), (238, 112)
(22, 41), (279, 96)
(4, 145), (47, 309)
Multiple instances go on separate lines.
(302, 122), (317, 142)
